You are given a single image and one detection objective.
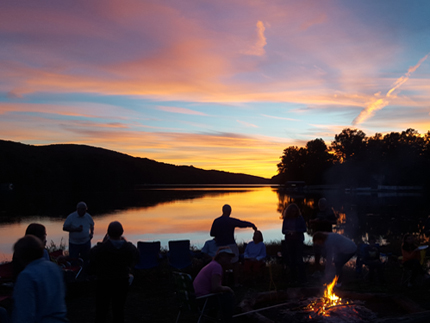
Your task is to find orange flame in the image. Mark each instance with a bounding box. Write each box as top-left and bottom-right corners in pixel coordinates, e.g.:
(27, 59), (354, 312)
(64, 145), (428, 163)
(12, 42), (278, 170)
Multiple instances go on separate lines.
(306, 276), (349, 317)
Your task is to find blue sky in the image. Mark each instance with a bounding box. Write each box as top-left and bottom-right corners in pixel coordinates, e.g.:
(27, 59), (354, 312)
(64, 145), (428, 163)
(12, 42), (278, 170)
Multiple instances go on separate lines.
(1, 0), (429, 177)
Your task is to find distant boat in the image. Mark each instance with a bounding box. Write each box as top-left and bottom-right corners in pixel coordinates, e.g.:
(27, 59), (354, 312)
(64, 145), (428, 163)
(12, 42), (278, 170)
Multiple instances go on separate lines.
(283, 181), (307, 192)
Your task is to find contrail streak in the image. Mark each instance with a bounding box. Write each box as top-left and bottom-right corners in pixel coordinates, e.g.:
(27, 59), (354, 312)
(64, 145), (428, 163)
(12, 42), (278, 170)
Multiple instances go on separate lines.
(352, 54), (428, 125)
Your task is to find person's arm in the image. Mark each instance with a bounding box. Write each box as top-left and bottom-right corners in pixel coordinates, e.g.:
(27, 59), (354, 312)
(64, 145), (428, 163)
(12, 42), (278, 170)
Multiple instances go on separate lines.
(282, 219), (289, 235)
(323, 241), (335, 281)
(209, 221), (217, 237)
(63, 218), (83, 233)
(211, 274), (233, 294)
(231, 218), (256, 230)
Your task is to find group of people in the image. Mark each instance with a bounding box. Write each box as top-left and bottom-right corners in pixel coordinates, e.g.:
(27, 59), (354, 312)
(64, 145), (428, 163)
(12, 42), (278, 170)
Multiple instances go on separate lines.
(193, 200), (356, 321)
(1, 202), (138, 323)
(3, 198), (427, 323)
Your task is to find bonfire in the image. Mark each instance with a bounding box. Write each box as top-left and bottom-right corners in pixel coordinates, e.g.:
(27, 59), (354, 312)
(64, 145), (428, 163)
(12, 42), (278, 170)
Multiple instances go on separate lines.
(305, 276), (350, 317)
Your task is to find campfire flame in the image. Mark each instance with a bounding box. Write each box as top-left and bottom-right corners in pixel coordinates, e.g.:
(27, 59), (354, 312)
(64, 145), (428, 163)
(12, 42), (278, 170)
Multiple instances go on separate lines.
(306, 276), (350, 317)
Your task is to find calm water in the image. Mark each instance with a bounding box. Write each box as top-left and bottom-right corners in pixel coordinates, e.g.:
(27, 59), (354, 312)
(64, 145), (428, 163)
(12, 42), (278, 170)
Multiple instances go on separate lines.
(1, 186), (429, 261)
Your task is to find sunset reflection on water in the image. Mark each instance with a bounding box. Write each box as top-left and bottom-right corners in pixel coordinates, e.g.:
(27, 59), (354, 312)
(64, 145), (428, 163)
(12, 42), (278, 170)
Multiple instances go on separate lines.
(2, 187), (429, 261)
(0, 186), (284, 260)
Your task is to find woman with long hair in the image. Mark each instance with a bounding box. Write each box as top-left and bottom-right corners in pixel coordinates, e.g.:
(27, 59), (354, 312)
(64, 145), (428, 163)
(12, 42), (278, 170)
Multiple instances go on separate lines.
(282, 203), (307, 285)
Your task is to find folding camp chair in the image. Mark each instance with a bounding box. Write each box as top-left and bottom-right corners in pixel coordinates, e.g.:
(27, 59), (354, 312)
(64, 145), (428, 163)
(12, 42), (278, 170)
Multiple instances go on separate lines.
(168, 240), (193, 270)
(135, 241), (161, 270)
(172, 271), (220, 323)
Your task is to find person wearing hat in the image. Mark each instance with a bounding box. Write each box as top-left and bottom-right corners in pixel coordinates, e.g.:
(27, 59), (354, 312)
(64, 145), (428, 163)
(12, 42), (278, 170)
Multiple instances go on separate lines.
(63, 201), (94, 264)
(193, 247), (235, 322)
(89, 221), (139, 323)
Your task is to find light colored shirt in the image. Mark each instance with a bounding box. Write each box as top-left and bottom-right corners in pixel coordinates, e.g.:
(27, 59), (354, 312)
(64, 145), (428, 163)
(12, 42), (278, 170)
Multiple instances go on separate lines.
(201, 239), (218, 258)
(12, 258), (68, 323)
(193, 260), (222, 297)
(244, 241), (266, 261)
(324, 233), (357, 280)
(63, 211), (94, 244)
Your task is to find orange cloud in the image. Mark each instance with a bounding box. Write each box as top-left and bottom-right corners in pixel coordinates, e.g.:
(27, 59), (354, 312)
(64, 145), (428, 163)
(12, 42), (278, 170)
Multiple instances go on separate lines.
(353, 53), (429, 125)
(245, 20), (267, 56)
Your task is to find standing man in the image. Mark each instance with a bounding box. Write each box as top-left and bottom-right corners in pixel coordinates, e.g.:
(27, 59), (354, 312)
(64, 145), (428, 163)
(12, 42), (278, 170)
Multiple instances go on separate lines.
(11, 235), (68, 323)
(210, 204), (256, 263)
(63, 201), (94, 263)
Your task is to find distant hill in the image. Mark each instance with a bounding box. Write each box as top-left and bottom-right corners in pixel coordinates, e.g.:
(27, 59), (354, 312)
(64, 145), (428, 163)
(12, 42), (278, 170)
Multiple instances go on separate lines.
(0, 139), (270, 193)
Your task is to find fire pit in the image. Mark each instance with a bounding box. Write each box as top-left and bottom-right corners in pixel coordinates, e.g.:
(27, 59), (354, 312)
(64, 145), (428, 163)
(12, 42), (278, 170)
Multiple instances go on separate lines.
(238, 277), (428, 323)
(286, 276), (376, 322)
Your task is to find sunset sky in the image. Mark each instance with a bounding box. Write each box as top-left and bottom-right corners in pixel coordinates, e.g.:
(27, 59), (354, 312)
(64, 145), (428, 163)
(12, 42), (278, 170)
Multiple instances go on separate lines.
(1, 0), (429, 178)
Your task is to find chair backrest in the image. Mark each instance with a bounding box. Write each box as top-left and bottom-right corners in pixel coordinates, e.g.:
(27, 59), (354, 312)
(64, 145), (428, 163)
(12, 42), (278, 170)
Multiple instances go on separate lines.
(135, 241), (161, 269)
(168, 240), (192, 270)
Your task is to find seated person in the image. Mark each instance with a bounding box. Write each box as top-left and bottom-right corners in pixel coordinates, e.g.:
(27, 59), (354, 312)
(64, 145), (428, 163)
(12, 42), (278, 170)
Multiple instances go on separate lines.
(401, 234), (424, 285)
(362, 235), (384, 283)
(243, 231), (266, 277)
(12, 235), (68, 323)
(25, 223), (50, 261)
(193, 247), (235, 322)
(13, 223), (50, 280)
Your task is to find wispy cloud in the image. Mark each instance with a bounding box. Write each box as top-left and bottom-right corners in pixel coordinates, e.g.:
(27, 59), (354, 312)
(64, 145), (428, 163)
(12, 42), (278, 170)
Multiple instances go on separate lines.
(261, 114), (298, 121)
(157, 106), (207, 116)
(244, 21), (267, 56)
(353, 53), (429, 125)
(236, 120), (259, 128)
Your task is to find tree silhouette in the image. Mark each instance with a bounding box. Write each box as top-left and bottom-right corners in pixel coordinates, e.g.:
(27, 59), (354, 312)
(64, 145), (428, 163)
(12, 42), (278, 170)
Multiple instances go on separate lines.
(275, 128), (430, 188)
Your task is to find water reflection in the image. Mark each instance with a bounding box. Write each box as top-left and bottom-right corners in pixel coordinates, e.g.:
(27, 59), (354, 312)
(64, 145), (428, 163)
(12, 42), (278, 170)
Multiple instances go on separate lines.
(276, 189), (430, 247)
(0, 186), (283, 260)
(1, 186), (430, 261)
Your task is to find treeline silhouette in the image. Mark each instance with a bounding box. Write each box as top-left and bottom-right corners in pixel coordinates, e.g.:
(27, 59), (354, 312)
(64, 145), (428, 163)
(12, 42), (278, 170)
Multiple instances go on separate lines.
(0, 140), (269, 194)
(273, 128), (430, 188)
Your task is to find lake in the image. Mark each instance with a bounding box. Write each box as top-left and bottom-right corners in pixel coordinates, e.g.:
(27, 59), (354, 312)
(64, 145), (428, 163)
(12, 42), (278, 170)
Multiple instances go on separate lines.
(1, 185), (429, 261)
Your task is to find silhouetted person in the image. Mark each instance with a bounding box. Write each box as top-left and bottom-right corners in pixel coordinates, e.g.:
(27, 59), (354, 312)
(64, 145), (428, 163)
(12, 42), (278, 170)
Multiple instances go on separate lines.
(11, 235), (68, 323)
(63, 201), (94, 263)
(282, 203), (307, 284)
(25, 223), (50, 261)
(313, 231), (357, 286)
(89, 221), (139, 323)
(210, 204), (256, 263)
(13, 223), (50, 280)
(193, 247), (235, 322)
(310, 198), (337, 268)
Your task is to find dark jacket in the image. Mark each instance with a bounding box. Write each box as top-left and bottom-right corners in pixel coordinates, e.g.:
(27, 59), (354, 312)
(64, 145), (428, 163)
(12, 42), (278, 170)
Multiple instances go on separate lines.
(89, 239), (139, 281)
